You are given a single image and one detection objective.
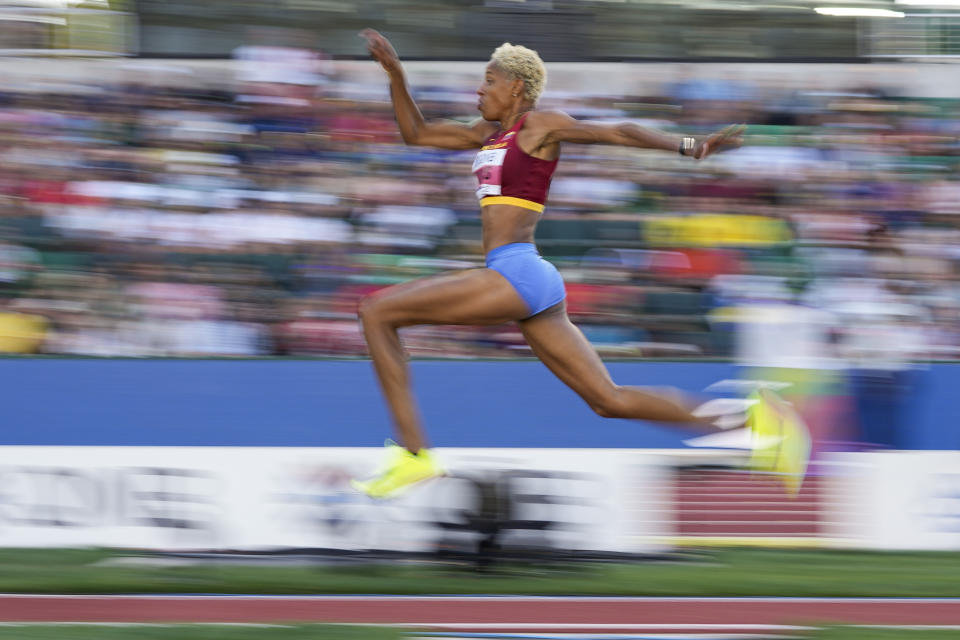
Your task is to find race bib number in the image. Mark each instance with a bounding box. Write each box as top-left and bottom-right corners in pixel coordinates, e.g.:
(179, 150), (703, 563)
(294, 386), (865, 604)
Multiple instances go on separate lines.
(473, 148), (506, 200)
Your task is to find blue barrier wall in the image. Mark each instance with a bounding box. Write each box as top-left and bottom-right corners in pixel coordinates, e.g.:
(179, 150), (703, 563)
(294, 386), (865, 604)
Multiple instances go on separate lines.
(2, 359), (956, 449)
(2, 359), (736, 448)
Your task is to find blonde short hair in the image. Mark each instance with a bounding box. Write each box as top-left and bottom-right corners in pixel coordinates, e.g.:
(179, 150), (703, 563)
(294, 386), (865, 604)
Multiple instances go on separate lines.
(490, 43), (546, 104)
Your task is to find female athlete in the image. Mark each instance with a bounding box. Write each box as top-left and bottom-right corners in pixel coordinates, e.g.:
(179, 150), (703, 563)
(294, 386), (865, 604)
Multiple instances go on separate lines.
(353, 29), (806, 498)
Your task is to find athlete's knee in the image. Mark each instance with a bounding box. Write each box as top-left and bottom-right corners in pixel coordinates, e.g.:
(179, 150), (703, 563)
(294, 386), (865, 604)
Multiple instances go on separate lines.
(359, 290), (413, 329)
(588, 386), (628, 419)
(358, 292), (391, 326)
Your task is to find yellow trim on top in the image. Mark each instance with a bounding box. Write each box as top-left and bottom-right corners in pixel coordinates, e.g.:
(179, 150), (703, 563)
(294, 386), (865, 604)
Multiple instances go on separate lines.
(481, 196), (545, 213)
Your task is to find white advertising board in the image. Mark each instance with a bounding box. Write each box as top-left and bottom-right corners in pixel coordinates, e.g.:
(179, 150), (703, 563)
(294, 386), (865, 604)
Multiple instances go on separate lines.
(0, 447), (671, 554)
(824, 451), (960, 551)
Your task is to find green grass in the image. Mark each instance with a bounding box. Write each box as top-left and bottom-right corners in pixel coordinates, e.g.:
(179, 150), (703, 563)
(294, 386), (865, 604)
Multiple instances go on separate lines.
(812, 627), (960, 640)
(0, 625), (402, 640)
(0, 548), (959, 597)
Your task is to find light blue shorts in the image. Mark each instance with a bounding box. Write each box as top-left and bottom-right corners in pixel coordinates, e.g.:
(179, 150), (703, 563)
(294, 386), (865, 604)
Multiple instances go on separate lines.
(485, 243), (566, 318)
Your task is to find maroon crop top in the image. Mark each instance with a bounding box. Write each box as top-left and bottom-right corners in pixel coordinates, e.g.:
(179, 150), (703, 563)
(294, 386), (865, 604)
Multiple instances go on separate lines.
(472, 113), (559, 213)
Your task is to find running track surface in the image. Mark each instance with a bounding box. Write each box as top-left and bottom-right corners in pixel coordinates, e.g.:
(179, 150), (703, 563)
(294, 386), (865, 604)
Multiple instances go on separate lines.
(2, 596), (960, 635)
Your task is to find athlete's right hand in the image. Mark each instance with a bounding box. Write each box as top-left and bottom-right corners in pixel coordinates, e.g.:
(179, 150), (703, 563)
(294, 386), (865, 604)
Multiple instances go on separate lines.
(360, 29), (401, 75)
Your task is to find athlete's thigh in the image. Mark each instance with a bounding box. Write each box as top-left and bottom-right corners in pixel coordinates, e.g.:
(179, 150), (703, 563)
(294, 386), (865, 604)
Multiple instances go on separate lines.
(365, 268), (529, 326)
(517, 303), (616, 401)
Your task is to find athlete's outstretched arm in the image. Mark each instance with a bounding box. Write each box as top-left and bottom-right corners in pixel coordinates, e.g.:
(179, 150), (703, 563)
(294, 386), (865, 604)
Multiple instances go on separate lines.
(532, 110), (745, 159)
(361, 29), (493, 150)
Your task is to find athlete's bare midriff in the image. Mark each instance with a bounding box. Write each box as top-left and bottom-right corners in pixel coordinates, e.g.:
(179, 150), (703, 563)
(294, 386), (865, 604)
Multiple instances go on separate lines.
(481, 203), (540, 254)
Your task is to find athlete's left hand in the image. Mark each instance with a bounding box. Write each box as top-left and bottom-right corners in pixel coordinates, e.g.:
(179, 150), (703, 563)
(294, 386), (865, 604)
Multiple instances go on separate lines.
(694, 124), (746, 160)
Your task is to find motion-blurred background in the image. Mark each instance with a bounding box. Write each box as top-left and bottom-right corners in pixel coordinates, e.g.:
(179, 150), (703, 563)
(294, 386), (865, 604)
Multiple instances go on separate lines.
(0, 0), (959, 564)
(1, 0), (958, 364)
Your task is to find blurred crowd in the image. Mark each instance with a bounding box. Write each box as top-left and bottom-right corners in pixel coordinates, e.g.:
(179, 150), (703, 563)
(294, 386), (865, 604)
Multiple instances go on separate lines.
(1, 48), (959, 363)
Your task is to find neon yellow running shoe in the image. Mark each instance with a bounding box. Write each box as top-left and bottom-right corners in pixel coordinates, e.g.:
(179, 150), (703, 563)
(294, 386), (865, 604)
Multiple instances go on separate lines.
(351, 441), (444, 499)
(746, 389), (811, 497)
